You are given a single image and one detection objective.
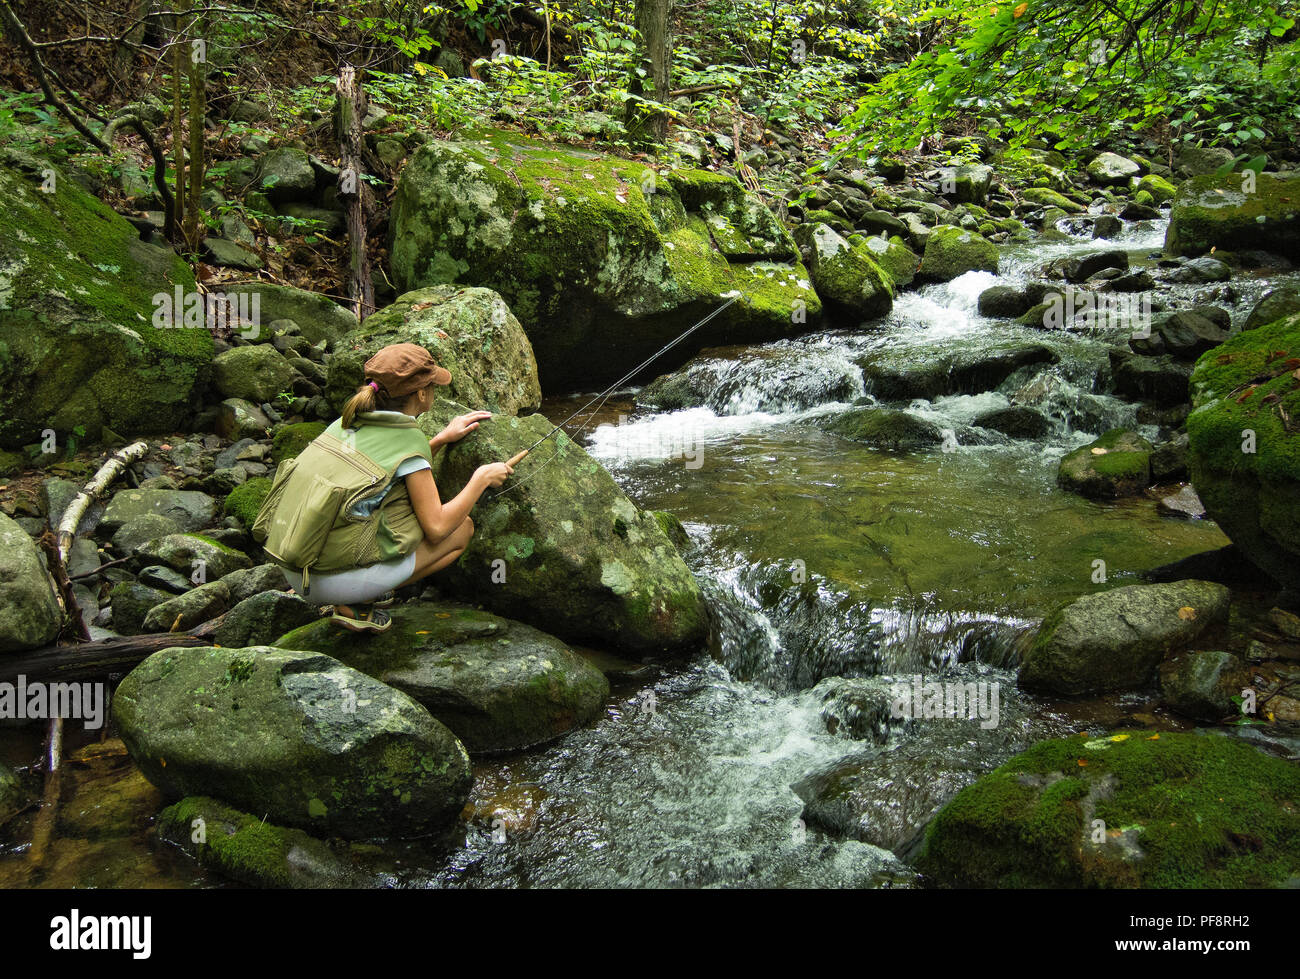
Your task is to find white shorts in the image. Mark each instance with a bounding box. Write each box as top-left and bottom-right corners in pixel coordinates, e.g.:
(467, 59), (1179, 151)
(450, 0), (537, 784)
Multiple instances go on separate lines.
(282, 551), (418, 606)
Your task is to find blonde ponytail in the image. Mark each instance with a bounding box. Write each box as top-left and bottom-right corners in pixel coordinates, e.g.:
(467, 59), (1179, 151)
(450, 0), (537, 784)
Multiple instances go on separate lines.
(341, 378), (405, 430)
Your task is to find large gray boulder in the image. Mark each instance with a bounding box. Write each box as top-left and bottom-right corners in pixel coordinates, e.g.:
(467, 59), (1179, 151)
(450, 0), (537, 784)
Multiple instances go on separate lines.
(1018, 580), (1231, 695)
(424, 400), (708, 654)
(112, 645), (473, 838)
(0, 512), (62, 652)
(388, 129), (821, 390)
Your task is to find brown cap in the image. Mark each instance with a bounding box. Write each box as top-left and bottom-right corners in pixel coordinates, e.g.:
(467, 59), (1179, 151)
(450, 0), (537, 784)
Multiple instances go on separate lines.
(363, 343), (451, 398)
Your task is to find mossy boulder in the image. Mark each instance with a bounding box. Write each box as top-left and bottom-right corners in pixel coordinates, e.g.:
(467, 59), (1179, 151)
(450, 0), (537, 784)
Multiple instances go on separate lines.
(325, 285), (541, 416)
(1086, 152), (1141, 186)
(1186, 313), (1300, 589)
(1159, 649), (1252, 722)
(859, 234), (919, 289)
(1136, 173), (1177, 203)
(918, 226), (998, 282)
(156, 796), (376, 888)
(270, 422), (326, 463)
(220, 283), (357, 347)
(212, 344), (297, 403)
(793, 223), (893, 322)
(1020, 186), (1086, 214)
(1018, 580), (1230, 695)
(132, 533), (253, 580)
(1165, 172), (1300, 257)
(424, 400), (708, 654)
(817, 407), (944, 452)
(916, 731), (1300, 887)
(1244, 284), (1300, 332)
(0, 151), (211, 449)
(1056, 428), (1153, 498)
(857, 343), (1058, 401)
(107, 581), (172, 635)
(389, 129), (821, 390)
(101, 488), (217, 534)
(112, 645), (473, 838)
(224, 477), (271, 528)
(0, 512), (62, 652)
(140, 579), (230, 632)
(275, 602), (609, 753)
(212, 591), (320, 648)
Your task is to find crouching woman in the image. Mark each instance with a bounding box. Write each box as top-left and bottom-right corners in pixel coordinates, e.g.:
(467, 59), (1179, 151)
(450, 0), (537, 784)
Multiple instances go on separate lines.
(252, 342), (515, 633)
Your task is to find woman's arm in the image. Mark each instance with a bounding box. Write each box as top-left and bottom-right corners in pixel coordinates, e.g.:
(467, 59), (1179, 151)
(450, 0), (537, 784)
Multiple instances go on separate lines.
(406, 461), (513, 542)
(429, 410), (493, 458)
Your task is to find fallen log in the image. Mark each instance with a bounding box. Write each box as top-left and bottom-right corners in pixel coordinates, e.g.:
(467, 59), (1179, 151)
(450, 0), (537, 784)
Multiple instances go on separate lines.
(0, 615), (228, 685)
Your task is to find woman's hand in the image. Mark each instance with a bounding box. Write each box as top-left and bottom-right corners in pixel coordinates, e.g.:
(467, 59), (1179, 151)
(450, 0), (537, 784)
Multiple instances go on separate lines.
(433, 411), (492, 450)
(474, 460), (515, 488)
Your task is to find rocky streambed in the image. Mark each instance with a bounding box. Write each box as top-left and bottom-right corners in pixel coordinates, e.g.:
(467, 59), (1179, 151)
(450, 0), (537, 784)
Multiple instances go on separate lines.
(1, 133), (1299, 888)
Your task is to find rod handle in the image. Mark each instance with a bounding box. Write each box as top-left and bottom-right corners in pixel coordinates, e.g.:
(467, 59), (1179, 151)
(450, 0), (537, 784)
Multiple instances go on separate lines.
(504, 450), (529, 468)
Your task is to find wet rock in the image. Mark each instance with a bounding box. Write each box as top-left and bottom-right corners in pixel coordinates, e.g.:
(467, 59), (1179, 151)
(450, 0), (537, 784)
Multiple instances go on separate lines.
(0, 512), (63, 652)
(133, 533), (252, 580)
(1244, 284), (1300, 331)
(325, 285), (542, 417)
(0, 767), (29, 828)
(1056, 428), (1153, 498)
(977, 285), (1034, 319)
(1136, 173), (1177, 203)
(1130, 310), (1228, 359)
(812, 676), (911, 744)
(106, 581), (173, 635)
(1269, 607), (1300, 640)
(1108, 350), (1193, 405)
(113, 645), (472, 838)
(858, 344), (1057, 401)
(1104, 270), (1156, 292)
(858, 235), (919, 289)
(212, 345), (298, 404)
(1159, 649), (1251, 721)
(1172, 145), (1234, 178)
(973, 406), (1050, 439)
(817, 407), (944, 451)
(1092, 214), (1122, 239)
(141, 580), (230, 632)
(1150, 432), (1189, 481)
(1053, 249), (1128, 283)
(1166, 255), (1231, 284)
(1186, 312), (1300, 590)
(424, 400), (708, 654)
(275, 603), (609, 753)
(1018, 579), (1230, 695)
(1119, 201), (1161, 221)
(917, 226), (998, 282)
(216, 398), (272, 440)
(156, 796), (377, 888)
(220, 284), (356, 348)
(1154, 483), (1206, 519)
(916, 731), (1300, 887)
(213, 591), (319, 648)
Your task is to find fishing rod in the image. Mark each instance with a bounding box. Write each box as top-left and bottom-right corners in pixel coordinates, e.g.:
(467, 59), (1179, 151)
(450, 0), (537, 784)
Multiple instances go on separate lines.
(494, 292), (745, 485)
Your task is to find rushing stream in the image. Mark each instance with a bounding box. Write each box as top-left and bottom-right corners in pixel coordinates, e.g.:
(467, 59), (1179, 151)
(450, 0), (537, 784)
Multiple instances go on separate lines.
(7, 214), (1287, 888)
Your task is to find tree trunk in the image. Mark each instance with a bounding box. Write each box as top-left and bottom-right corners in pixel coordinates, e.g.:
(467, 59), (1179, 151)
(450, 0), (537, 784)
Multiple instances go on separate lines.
(185, 21), (205, 251)
(628, 0), (673, 143)
(335, 65), (375, 320)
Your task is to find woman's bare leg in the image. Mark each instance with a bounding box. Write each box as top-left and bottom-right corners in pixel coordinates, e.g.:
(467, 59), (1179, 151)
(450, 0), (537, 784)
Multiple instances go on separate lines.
(398, 517), (474, 587)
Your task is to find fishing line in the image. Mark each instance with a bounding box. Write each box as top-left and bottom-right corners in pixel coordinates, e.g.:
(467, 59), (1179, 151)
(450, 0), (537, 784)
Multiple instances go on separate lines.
(492, 292), (746, 496)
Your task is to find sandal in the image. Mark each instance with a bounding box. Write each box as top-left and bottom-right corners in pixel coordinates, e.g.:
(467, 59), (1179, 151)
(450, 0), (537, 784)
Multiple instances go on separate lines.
(372, 591), (397, 608)
(330, 605), (392, 633)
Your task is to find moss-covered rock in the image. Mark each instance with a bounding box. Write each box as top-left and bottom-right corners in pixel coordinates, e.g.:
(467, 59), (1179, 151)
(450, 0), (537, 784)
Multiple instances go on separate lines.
(140, 579), (230, 631)
(107, 580), (172, 635)
(0, 511), (62, 652)
(212, 344), (297, 403)
(860, 234), (919, 289)
(1166, 172), (1300, 257)
(1020, 186), (1086, 214)
(793, 223), (893, 322)
(1137, 173), (1177, 203)
(132, 533), (252, 580)
(817, 407), (944, 452)
(324, 285), (541, 416)
(101, 488), (217, 534)
(1056, 428), (1153, 499)
(224, 477), (272, 527)
(220, 283), (357, 347)
(0, 151), (211, 449)
(112, 645), (472, 838)
(274, 602), (609, 753)
(918, 226), (998, 282)
(424, 400), (708, 654)
(1018, 580), (1230, 695)
(270, 422), (325, 463)
(388, 129), (820, 390)
(212, 591), (320, 648)
(156, 796), (377, 888)
(1244, 285), (1300, 331)
(916, 731), (1300, 887)
(1186, 313), (1300, 589)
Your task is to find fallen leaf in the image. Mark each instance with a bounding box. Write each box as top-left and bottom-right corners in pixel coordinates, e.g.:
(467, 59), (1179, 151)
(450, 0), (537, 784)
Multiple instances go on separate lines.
(1077, 758), (1088, 766)
(1177, 606), (1197, 620)
(1110, 733), (1129, 742)
(1013, 1), (1028, 15)
(1090, 447), (1108, 455)
(1147, 733), (1159, 740)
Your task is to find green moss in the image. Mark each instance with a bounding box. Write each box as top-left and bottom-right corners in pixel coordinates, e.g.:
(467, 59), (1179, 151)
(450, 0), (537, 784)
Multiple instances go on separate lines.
(1167, 172), (1300, 256)
(224, 477), (272, 527)
(919, 731), (1300, 888)
(272, 421), (326, 463)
